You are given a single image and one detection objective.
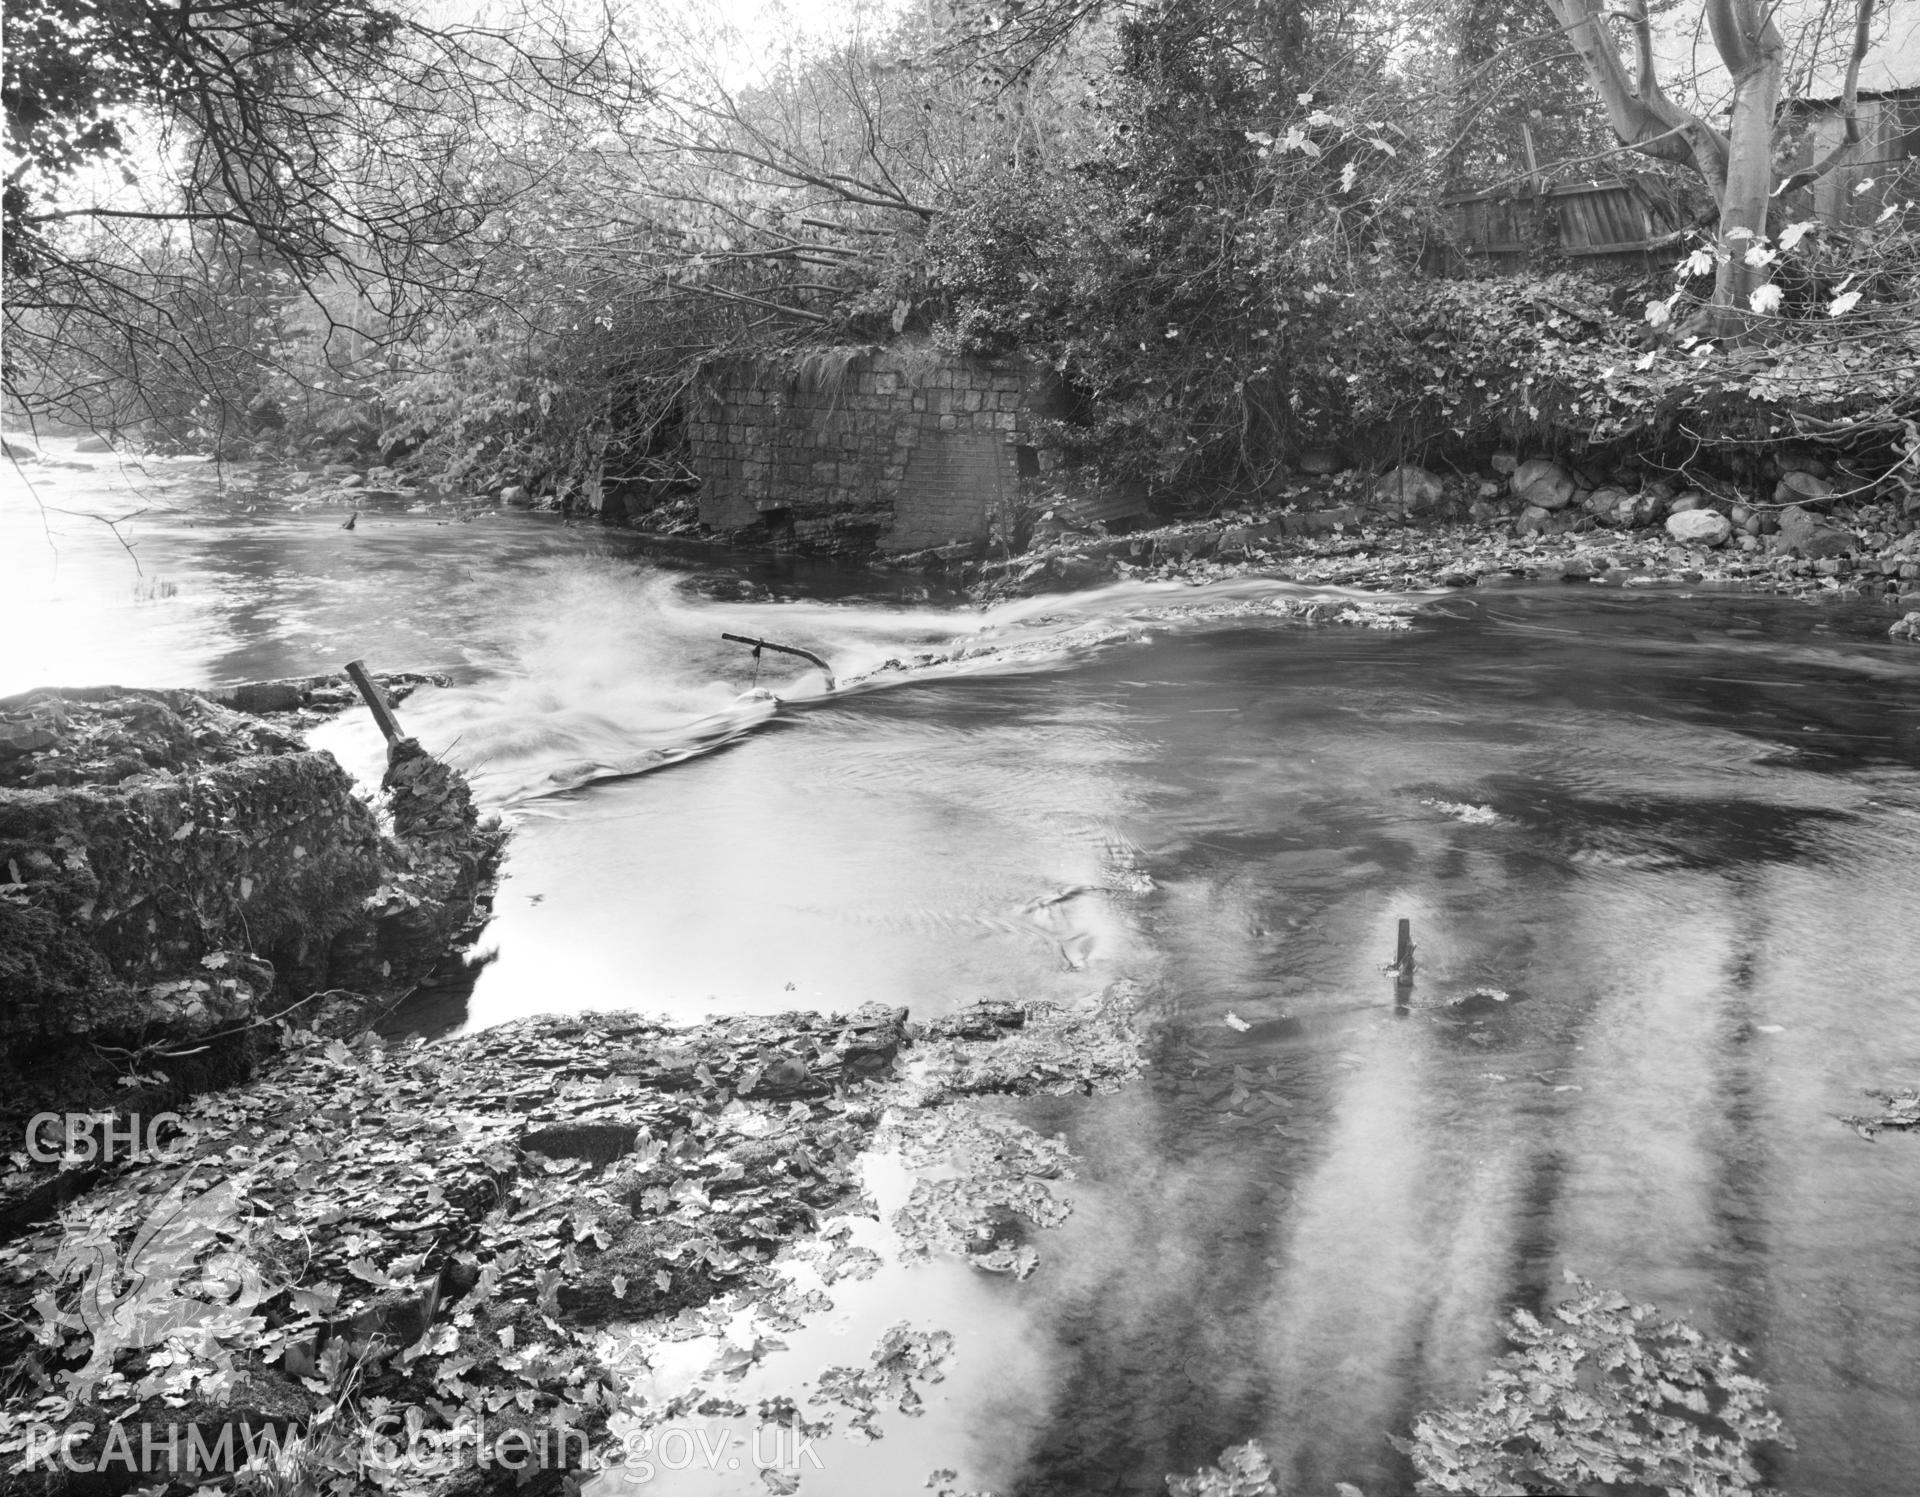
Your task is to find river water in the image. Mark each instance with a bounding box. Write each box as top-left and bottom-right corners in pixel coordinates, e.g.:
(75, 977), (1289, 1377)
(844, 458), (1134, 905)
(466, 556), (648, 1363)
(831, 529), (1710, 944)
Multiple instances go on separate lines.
(6, 442), (1920, 1495)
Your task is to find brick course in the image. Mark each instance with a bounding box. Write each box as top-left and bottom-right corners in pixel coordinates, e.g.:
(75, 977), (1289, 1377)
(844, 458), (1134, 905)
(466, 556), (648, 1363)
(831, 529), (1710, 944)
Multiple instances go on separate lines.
(689, 348), (1043, 552)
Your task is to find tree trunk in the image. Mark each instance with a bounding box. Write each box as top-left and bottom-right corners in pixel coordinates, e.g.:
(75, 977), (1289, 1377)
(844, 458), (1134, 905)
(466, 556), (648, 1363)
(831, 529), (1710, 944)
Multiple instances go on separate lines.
(1703, 0), (1785, 338)
(1539, 0), (1728, 178)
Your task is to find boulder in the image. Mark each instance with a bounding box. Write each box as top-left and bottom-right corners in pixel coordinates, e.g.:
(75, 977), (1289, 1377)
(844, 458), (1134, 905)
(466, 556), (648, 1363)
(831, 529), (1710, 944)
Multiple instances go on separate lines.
(1666, 509), (1732, 547)
(1776, 504), (1851, 559)
(1775, 470), (1835, 508)
(1489, 451), (1520, 475)
(1667, 490), (1711, 515)
(501, 484), (531, 507)
(1280, 507), (1364, 537)
(1372, 464), (1445, 513)
(1584, 486), (1631, 522)
(0, 437), (38, 462)
(1890, 612), (1920, 642)
(1617, 492), (1666, 528)
(1511, 458), (1577, 510)
(1517, 504), (1557, 535)
(1050, 555), (1111, 587)
(0, 721), (61, 758)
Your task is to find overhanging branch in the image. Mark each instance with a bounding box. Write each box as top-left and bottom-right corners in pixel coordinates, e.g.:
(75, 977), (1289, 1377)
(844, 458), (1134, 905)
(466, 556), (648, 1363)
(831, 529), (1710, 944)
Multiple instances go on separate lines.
(1774, 0), (1877, 199)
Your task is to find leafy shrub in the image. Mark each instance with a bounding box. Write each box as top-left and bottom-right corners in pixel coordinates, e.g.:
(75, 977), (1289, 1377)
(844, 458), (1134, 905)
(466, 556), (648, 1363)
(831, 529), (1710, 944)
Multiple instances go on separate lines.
(1324, 269), (1647, 451)
(895, 2), (1428, 497)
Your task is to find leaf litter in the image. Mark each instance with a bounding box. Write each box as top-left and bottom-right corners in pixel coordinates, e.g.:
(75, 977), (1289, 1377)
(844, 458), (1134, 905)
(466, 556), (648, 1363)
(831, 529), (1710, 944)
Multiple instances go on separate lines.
(0, 981), (1152, 1493)
(1399, 1272), (1791, 1497)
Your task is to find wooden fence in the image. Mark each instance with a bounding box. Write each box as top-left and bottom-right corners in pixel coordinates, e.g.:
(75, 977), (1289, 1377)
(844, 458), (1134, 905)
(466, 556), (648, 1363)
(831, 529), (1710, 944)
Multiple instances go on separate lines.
(1440, 177), (1686, 272)
(1444, 91), (1920, 274)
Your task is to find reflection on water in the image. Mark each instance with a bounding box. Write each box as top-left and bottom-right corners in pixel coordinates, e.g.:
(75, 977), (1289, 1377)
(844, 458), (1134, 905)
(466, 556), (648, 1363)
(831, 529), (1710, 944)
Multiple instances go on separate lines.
(7, 441), (1920, 1494)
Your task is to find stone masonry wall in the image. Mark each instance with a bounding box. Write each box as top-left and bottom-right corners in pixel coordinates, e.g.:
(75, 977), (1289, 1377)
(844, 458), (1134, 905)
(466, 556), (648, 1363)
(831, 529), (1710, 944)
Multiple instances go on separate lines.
(688, 348), (1043, 553)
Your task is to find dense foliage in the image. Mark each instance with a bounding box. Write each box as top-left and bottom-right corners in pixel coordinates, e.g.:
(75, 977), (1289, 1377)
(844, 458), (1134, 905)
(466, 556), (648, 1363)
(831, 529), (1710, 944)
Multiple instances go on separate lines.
(5, 0), (1917, 512)
(1331, 206), (1920, 465)
(894, 0), (1434, 491)
(2, 0), (645, 455)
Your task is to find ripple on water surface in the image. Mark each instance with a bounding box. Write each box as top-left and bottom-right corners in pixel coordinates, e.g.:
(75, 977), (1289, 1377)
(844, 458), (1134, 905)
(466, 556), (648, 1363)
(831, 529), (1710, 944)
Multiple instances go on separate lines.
(7, 450), (1919, 1493)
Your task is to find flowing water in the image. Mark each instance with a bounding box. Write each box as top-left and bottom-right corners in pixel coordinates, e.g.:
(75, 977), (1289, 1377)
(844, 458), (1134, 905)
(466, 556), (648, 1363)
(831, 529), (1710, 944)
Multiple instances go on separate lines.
(6, 441), (1920, 1495)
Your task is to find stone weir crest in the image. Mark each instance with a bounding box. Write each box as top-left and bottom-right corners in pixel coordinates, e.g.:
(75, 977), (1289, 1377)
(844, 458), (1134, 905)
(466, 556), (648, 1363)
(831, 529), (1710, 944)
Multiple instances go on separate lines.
(686, 345), (1086, 555)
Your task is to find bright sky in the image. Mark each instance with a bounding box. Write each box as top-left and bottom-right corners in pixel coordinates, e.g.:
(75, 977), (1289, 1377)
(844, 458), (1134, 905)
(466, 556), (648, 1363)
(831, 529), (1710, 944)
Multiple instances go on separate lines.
(423, 0), (911, 86)
(4, 0), (913, 228)
(1647, 0), (1920, 111)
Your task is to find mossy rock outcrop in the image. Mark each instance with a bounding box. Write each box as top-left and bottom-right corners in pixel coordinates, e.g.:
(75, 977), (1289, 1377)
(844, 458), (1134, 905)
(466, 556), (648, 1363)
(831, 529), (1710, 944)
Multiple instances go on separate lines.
(0, 684), (501, 1235)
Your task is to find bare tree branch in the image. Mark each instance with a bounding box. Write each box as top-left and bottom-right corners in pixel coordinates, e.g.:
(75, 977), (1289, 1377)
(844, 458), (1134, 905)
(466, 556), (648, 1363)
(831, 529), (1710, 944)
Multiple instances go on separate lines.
(1774, 0), (1877, 198)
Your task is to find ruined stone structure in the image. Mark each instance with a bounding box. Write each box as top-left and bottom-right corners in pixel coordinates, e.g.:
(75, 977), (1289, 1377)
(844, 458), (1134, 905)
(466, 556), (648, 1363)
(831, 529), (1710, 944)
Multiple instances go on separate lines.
(687, 347), (1052, 553)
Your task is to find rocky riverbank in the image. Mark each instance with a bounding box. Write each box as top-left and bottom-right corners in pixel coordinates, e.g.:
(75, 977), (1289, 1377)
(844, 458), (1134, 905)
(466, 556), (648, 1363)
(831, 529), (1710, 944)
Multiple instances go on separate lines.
(17, 432), (1917, 630)
(0, 675), (503, 1238)
(953, 454), (1920, 620)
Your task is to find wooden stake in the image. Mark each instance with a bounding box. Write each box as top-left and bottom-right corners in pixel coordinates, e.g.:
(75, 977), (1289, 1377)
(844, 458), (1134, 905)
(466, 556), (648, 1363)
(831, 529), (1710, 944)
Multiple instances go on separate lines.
(721, 633), (835, 690)
(344, 659), (405, 746)
(1392, 916), (1416, 1011)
